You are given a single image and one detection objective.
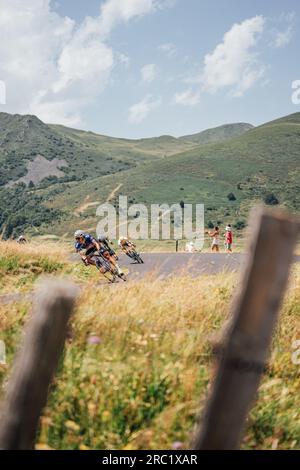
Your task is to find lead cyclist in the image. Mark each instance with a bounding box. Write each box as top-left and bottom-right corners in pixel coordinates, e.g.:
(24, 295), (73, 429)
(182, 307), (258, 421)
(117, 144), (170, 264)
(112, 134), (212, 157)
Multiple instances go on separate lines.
(74, 230), (109, 274)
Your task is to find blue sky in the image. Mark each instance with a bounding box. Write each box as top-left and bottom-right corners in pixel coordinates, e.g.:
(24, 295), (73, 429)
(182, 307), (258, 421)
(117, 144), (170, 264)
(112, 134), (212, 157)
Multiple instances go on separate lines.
(0, 0), (300, 138)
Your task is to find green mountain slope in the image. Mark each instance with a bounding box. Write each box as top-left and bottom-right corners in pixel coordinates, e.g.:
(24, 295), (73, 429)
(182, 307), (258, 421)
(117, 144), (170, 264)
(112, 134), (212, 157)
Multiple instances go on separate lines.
(44, 112), (300, 237)
(50, 125), (196, 161)
(261, 111), (300, 126)
(0, 112), (253, 188)
(180, 122), (254, 145)
(1, 111), (299, 238)
(0, 112), (165, 188)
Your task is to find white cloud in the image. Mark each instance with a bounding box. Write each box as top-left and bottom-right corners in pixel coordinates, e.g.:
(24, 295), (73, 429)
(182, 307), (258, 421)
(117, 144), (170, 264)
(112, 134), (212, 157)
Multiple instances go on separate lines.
(81, 0), (157, 40)
(158, 42), (177, 58)
(0, 0), (168, 126)
(29, 96), (84, 128)
(52, 41), (113, 94)
(274, 28), (292, 48)
(174, 89), (200, 106)
(157, 0), (177, 8)
(118, 53), (131, 68)
(202, 16), (265, 96)
(128, 94), (161, 124)
(141, 63), (158, 83)
(272, 13), (295, 48)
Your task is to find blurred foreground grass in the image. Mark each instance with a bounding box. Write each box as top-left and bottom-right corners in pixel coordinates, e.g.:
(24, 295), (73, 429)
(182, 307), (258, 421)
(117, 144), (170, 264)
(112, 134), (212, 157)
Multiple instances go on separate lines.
(0, 255), (299, 449)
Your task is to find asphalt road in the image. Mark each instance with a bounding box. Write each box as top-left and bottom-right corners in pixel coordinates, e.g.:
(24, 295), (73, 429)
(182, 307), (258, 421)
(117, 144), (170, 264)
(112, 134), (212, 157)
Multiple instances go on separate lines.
(118, 252), (300, 279)
(121, 252), (245, 278)
(1, 253), (299, 305)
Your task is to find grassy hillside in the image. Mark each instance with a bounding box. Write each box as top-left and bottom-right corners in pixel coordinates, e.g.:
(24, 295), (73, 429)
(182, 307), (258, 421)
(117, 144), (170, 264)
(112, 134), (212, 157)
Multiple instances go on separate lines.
(43, 112), (300, 237)
(0, 112), (194, 236)
(0, 112), (215, 189)
(1, 111), (299, 238)
(0, 112), (164, 188)
(51, 125), (196, 160)
(180, 122), (253, 145)
(0, 112), (252, 189)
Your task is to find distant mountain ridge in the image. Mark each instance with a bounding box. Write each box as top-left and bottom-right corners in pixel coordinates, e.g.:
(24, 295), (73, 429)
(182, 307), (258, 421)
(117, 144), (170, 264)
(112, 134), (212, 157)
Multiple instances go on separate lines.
(0, 110), (299, 238)
(41, 111), (299, 237)
(0, 111), (254, 187)
(180, 123), (254, 145)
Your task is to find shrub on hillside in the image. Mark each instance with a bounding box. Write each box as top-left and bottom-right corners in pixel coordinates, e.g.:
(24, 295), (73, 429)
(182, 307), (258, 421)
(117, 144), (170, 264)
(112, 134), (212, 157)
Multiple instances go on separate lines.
(0, 185), (63, 239)
(234, 220), (246, 230)
(227, 192), (237, 201)
(264, 193), (279, 205)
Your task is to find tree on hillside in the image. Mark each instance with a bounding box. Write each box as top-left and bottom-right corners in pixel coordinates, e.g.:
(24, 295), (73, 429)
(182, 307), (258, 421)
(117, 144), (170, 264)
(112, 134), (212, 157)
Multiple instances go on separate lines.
(227, 192), (236, 201)
(264, 193), (279, 205)
(234, 220), (246, 230)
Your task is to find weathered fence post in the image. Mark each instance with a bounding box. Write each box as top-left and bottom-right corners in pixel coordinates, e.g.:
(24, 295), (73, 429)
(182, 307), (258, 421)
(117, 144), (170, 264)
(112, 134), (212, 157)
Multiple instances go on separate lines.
(0, 280), (79, 450)
(194, 208), (300, 450)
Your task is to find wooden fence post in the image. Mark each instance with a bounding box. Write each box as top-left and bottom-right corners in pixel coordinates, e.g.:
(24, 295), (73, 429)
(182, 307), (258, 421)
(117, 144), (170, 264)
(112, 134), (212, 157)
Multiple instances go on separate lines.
(0, 280), (79, 450)
(194, 208), (300, 450)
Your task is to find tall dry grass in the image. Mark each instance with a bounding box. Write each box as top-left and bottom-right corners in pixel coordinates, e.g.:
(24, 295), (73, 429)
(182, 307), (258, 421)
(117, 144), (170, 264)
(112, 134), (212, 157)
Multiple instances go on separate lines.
(1, 265), (299, 450)
(0, 241), (101, 293)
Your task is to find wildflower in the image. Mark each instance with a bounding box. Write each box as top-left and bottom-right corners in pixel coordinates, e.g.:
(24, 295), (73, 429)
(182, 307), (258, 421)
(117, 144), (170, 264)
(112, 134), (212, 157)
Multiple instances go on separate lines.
(87, 335), (102, 345)
(172, 441), (183, 450)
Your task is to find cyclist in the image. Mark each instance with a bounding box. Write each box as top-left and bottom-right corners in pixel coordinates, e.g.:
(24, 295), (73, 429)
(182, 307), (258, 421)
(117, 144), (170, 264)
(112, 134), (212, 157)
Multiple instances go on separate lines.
(118, 236), (144, 264)
(74, 230), (106, 273)
(98, 234), (125, 278)
(118, 236), (136, 254)
(98, 234), (117, 257)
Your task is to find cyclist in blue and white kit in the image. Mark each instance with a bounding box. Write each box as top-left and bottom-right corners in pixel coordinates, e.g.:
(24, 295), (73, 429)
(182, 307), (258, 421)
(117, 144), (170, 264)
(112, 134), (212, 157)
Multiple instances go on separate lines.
(74, 230), (124, 278)
(74, 230), (104, 271)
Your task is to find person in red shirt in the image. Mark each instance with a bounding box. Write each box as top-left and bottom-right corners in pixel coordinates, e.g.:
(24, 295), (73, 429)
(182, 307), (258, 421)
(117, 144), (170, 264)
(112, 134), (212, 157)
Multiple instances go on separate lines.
(225, 225), (233, 253)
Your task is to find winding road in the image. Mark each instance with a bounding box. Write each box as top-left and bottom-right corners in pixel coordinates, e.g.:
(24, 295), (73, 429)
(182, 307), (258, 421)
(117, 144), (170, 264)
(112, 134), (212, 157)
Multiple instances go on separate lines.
(117, 252), (300, 279)
(119, 252), (247, 278)
(1, 253), (299, 305)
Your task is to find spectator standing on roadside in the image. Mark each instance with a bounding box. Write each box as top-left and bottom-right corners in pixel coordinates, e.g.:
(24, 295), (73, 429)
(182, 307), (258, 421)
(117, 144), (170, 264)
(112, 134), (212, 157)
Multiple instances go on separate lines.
(225, 225), (233, 253)
(206, 226), (220, 252)
(17, 235), (27, 244)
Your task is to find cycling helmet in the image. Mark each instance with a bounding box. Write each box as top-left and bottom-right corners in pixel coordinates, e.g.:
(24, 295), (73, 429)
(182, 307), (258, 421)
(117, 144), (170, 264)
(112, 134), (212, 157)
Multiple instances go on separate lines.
(74, 230), (85, 239)
(98, 234), (107, 242)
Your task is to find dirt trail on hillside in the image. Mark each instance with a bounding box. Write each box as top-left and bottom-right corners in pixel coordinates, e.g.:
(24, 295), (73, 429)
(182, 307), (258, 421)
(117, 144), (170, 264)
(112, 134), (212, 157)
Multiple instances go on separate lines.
(74, 195), (101, 217)
(73, 183), (122, 217)
(106, 183), (123, 202)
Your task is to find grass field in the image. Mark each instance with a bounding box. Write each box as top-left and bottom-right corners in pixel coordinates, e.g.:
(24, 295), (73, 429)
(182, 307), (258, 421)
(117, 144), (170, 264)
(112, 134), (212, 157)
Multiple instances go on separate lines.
(0, 243), (299, 450)
(0, 241), (101, 294)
